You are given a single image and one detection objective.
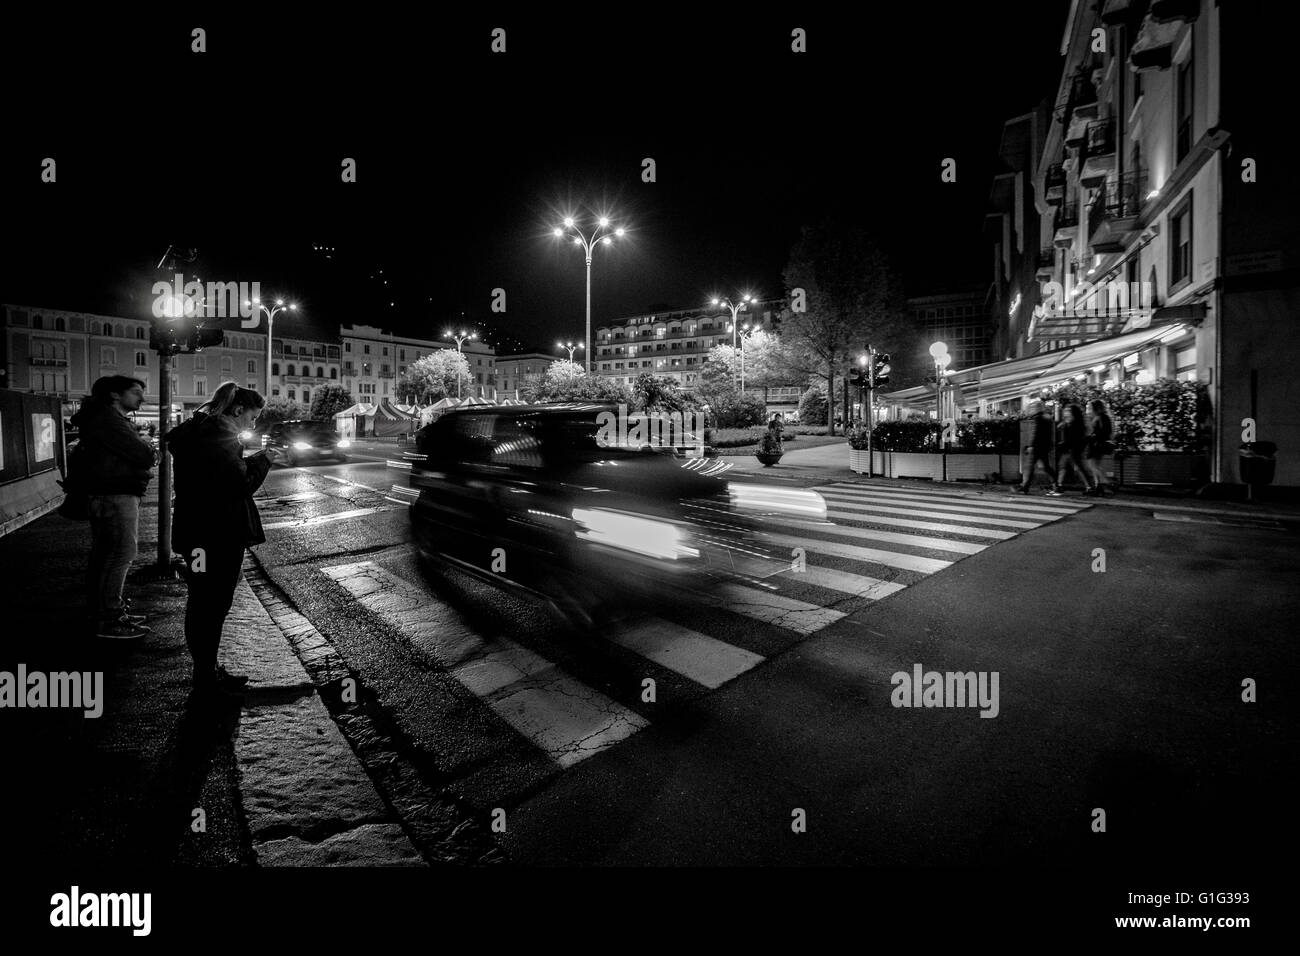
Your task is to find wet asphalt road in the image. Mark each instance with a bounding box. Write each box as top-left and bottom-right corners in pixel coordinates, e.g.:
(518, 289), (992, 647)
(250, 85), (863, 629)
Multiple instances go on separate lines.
(247, 452), (1299, 866)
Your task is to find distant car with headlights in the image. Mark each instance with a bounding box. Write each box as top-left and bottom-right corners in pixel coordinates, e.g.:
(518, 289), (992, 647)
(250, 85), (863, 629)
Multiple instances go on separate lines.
(406, 402), (826, 628)
(263, 419), (351, 466)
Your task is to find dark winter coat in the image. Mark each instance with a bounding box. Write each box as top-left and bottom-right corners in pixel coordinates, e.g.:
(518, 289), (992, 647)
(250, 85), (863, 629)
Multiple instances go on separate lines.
(1058, 416), (1087, 458)
(1028, 411), (1055, 456)
(166, 411), (272, 551)
(67, 401), (156, 496)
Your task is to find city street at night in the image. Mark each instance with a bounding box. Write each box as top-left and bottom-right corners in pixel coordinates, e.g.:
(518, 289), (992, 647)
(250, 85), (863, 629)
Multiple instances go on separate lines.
(1, 2), (1292, 942)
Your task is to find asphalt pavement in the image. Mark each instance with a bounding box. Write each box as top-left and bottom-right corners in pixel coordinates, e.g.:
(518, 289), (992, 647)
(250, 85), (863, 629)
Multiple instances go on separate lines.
(3, 442), (1296, 868)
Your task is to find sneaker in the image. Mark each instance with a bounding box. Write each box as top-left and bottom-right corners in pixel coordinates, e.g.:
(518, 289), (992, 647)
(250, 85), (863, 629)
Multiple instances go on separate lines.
(1046, 489), (1064, 497)
(1016, 486), (1029, 495)
(214, 666), (250, 689)
(97, 620), (149, 640)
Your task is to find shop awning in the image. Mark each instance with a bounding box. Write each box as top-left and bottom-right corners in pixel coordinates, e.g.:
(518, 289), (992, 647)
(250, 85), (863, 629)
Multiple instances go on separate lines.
(879, 325), (1181, 408)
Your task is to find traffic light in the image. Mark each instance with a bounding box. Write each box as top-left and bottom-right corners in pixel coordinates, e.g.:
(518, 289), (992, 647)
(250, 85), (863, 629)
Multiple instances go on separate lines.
(849, 367), (868, 388)
(189, 326), (224, 352)
(873, 352), (891, 386)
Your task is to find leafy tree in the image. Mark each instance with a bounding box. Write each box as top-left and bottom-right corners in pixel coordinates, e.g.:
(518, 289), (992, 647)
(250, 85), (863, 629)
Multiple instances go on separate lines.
(708, 394), (768, 428)
(632, 372), (695, 413)
(781, 220), (916, 433)
(398, 349), (473, 403)
(521, 360), (635, 405)
(309, 384), (354, 420)
(797, 384), (829, 425)
(259, 398), (307, 428)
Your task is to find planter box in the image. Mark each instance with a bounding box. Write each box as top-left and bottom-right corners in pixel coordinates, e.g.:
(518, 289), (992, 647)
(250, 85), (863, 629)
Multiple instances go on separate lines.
(849, 447), (870, 474)
(1118, 451), (1199, 485)
(944, 454), (1002, 481)
(890, 452), (944, 480)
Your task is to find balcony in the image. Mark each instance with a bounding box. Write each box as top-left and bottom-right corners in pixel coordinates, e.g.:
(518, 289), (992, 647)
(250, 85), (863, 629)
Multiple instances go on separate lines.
(1130, 14), (1180, 71)
(1044, 164), (1066, 205)
(1088, 171), (1147, 254)
(1064, 113), (1090, 149)
(1066, 70), (1099, 122)
(1036, 248), (1056, 281)
(1151, 0), (1199, 24)
(1079, 121), (1116, 187)
(1054, 203), (1079, 249)
(30, 357), (69, 367)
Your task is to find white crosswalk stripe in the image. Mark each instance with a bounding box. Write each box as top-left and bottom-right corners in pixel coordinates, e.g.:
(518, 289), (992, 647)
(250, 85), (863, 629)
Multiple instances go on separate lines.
(305, 478), (1091, 777)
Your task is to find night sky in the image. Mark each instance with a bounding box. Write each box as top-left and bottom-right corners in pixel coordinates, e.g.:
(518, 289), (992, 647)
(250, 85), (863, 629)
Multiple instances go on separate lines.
(2, 6), (1069, 354)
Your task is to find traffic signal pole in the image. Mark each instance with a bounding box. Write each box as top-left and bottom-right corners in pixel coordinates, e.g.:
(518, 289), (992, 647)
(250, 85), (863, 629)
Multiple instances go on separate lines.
(157, 350), (173, 568)
(866, 346), (875, 478)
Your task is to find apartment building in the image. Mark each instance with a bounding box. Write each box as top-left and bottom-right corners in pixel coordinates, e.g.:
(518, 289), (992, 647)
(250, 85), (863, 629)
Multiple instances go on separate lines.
(593, 299), (785, 389)
(340, 324), (496, 401)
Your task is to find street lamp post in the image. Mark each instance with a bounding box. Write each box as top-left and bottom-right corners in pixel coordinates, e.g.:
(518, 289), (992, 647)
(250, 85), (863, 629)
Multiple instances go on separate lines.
(710, 294), (756, 350)
(557, 340), (584, 363)
(245, 298), (297, 399)
(737, 322), (758, 395)
(445, 328), (477, 399)
(929, 341), (952, 423)
(553, 215), (625, 373)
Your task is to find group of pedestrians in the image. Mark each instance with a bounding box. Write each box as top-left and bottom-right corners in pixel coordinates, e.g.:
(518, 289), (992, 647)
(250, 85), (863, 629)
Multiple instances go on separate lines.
(68, 377), (271, 700)
(1018, 399), (1114, 497)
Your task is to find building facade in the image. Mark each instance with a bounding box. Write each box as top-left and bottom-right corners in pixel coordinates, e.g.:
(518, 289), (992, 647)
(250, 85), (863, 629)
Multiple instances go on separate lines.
(888, 0), (1297, 487)
(340, 324), (496, 401)
(495, 352), (561, 399)
(908, 289), (996, 371)
(593, 299), (785, 389)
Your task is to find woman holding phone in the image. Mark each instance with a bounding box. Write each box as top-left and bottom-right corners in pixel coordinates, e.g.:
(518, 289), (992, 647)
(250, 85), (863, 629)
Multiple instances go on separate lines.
(166, 382), (272, 697)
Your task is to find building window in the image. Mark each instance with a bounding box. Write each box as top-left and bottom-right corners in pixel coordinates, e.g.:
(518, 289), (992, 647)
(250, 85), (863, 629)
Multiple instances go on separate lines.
(135, 351), (148, 366)
(272, 363), (280, 375)
(302, 388), (310, 403)
(221, 357), (232, 372)
(331, 368), (338, 379)
(135, 327), (144, 339)
(288, 389), (296, 401)
(103, 323), (113, 336)
(364, 344), (371, 354)
(1175, 57), (1193, 165)
(317, 367), (324, 377)
(101, 347), (116, 366)
(382, 347), (388, 357)
(55, 316), (65, 331)
(287, 364), (295, 376)
(195, 378), (207, 396)
(1169, 194), (1193, 289)
(345, 342), (351, 352)
(272, 387), (280, 397)
(248, 360), (256, 373)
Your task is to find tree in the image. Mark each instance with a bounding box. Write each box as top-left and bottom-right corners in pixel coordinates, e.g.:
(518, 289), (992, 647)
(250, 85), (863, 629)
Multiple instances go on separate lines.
(797, 384), (829, 425)
(521, 360), (635, 405)
(632, 372), (694, 413)
(259, 398), (307, 428)
(781, 220), (915, 434)
(398, 349), (473, 403)
(309, 384), (353, 420)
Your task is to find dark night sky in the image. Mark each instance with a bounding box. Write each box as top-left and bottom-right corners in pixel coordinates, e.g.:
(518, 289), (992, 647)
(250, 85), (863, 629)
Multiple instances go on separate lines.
(2, 6), (1070, 354)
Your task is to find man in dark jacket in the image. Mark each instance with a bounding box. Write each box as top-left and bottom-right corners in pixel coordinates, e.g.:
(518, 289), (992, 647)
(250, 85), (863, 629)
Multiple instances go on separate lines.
(165, 391), (271, 694)
(1018, 400), (1059, 495)
(69, 376), (157, 639)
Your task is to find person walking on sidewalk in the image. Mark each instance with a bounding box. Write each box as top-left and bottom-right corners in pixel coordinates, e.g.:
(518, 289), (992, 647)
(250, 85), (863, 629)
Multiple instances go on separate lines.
(1051, 403), (1091, 496)
(1018, 401), (1059, 495)
(69, 376), (157, 639)
(165, 383), (271, 695)
(1084, 399), (1115, 496)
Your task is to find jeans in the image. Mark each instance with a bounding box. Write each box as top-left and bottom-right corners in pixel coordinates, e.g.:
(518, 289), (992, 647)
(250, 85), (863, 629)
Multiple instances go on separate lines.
(86, 494), (140, 622)
(180, 541), (246, 681)
(1021, 451), (1057, 490)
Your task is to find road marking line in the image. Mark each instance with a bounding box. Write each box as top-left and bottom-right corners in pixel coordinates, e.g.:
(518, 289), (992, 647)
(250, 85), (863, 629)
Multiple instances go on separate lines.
(318, 474), (385, 494)
(261, 506), (405, 530)
(320, 561), (648, 769)
(606, 618), (765, 689)
(709, 583), (846, 636)
(783, 519), (988, 555)
(779, 565), (908, 601)
(763, 531), (953, 575)
(812, 498), (1042, 530)
(823, 483), (1088, 514)
(822, 510), (1016, 540)
(819, 490), (1069, 521)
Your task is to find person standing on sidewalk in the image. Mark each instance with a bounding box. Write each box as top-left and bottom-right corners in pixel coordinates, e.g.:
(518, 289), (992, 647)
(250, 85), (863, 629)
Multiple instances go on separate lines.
(69, 376), (156, 639)
(1050, 403), (1091, 496)
(1018, 401), (1059, 495)
(165, 383), (271, 696)
(1084, 399), (1115, 496)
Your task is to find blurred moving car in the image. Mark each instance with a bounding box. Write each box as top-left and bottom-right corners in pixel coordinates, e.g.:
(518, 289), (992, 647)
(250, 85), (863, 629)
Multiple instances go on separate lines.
(407, 402), (826, 628)
(263, 419), (351, 466)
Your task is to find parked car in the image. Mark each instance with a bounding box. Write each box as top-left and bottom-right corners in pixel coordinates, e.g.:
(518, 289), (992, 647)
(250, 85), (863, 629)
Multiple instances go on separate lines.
(407, 402), (826, 628)
(263, 419), (350, 466)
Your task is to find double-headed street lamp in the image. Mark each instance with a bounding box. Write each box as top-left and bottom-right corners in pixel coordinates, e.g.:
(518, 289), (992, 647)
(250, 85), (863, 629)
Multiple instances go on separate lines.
(245, 297), (297, 399)
(445, 328), (477, 398)
(711, 294), (757, 349)
(557, 340), (583, 363)
(737, 321), (759, 395)
(553, 215), (626, 373)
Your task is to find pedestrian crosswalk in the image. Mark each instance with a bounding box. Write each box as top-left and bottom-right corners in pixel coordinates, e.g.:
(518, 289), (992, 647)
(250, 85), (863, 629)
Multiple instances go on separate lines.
(307, 479), (1091, 779)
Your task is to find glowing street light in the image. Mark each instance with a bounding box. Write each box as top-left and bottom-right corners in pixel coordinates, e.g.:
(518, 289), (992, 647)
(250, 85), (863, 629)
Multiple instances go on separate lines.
(445, 328), (477, 398)
(557, 340), (584, 363)
(552, 214), (627, 372)
(711, 294), (757, 349)
(245, 297), (298, 398)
